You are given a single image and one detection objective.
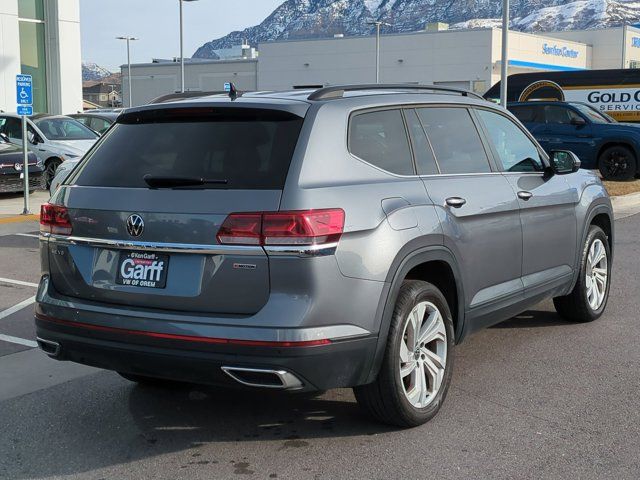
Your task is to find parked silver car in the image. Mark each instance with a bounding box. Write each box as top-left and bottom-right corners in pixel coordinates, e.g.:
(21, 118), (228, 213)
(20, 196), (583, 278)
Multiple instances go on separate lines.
(36, 85), (613, 427)
(0, 113), (99, 188)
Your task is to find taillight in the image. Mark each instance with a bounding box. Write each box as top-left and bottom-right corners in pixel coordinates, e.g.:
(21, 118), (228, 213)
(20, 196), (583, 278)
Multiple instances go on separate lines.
(40, 203), (72, 235)
(217, 209), (345, 246)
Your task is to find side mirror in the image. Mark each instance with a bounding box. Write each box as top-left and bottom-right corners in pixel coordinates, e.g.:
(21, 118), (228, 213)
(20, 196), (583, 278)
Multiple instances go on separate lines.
(27, 131), (38, 145)
(0, 133), (9, 143)
(570, 116), (587, 127)
(550, 150), (581, 175)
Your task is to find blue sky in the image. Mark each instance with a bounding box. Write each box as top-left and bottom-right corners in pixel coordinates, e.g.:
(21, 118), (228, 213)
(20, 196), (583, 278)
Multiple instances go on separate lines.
(80, 0), (283, 71)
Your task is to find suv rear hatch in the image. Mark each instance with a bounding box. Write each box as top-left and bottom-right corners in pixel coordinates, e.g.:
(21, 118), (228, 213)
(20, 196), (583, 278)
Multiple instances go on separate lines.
(45, 104), (306, 315)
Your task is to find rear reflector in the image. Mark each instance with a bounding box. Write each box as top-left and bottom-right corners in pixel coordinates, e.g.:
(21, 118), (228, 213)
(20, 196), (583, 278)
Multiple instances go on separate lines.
(40, 203), (72, 235)
(35, 313), (332, 347)
(217, 209), (345, 246)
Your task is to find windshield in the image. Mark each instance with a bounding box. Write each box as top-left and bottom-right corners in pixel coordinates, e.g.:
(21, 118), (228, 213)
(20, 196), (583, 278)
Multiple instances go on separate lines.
(34, 117), (98, 141)
(571, 103), (615, 124)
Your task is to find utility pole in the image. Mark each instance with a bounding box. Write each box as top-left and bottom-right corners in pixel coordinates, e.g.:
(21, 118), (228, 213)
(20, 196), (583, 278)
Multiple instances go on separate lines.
(179, 0), (198, 93)
(367, 21), (392, 84)
(116, 36), (138, 107)
(500, 0), (509, 107)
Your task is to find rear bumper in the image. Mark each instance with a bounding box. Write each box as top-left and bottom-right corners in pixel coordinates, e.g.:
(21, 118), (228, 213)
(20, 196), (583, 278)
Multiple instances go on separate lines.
(0, 171), (44, 193)
(35, 316), (378, 392)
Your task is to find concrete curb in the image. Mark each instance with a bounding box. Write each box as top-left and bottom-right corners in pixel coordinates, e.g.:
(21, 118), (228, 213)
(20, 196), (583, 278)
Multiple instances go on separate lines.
(611, 191), (640, 220)
(0, 214), (39, 225)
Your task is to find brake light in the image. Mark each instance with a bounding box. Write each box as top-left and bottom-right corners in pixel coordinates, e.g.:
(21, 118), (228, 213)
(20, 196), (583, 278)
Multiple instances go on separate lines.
(40, 203), (72, 235)
(217, 209), (345, 246)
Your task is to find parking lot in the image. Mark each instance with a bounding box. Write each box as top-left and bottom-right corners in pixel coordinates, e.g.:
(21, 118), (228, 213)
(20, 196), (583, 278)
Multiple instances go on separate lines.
(0, 193), (638, 480)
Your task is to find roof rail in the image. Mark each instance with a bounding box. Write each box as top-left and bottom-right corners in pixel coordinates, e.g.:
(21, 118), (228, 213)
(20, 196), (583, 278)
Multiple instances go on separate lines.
(308, 84), (485, 101)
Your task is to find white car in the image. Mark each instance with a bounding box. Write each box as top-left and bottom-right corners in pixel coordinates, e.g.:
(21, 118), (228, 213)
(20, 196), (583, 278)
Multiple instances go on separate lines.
(0, 113), (98, 189)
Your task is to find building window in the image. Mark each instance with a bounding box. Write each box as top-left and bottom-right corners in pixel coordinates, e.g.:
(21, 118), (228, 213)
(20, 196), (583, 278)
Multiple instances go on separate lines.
(18, 0), (47, 113)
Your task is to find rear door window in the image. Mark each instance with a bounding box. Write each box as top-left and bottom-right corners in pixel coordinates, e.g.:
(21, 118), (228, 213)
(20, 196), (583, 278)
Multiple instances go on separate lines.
(349, 109), (414, 175)
(404, 109), (438, 175)
(70, 108), (304, 190)
(417, 107), (492, 174)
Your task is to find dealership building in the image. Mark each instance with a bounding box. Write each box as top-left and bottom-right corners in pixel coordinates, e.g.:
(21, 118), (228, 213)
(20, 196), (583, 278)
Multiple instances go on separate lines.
(122, 24), (640, 106)
(0, 0), (82, 114)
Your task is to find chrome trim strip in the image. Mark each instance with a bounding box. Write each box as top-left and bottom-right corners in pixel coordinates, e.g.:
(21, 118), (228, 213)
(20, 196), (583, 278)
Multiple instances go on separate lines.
(263, 242), (339, 257)
(221, 367), (304, 390)
(44, 233), (264, 256)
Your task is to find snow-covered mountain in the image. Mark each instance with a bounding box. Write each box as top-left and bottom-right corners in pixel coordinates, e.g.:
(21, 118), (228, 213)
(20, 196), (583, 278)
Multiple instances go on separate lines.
(193, 0), (640, 58)
(82, 62), (113, 82)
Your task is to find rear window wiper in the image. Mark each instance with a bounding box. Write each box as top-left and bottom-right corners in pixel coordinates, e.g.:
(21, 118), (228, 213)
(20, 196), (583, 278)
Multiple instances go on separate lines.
(143, 175), (229, 189)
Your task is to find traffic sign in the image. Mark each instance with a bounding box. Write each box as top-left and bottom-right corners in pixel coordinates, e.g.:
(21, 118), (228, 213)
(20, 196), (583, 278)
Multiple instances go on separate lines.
(17, 105), (33, 116)
(16, 74), (33, 106)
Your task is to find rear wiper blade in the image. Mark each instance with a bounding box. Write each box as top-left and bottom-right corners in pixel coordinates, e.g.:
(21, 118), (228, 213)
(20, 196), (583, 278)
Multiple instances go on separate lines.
(143, 175), (228, 189)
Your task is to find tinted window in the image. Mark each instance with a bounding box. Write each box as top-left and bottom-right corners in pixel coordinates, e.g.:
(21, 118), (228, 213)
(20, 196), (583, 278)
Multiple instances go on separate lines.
(89, 117), (112, 134)
(74, 116), (90, 126)
(543, 105), (582, 125)
(509, 105), (539, 123)
(476, 109), (544, 173)
(405, 109), (438, 175)
(34, 117), (98, 140)
(349, 109), (414, 175)
(417, 108), (491, 174)
(2, 118), (23, 140)
(571, 103), (611, 124)
(71, 109), (304, 190)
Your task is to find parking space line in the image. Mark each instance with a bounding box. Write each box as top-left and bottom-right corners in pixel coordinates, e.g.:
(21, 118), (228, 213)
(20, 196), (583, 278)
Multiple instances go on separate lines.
(14, 233), (40, 239)
(0, 333), (37, 348)
(0, 277), (39, 288)
(0, 296), (36, 320)
(0, 214), (39, 225)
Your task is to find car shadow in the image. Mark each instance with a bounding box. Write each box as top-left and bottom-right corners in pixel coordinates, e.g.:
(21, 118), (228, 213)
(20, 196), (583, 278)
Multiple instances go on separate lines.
(491, 309), (569, 328)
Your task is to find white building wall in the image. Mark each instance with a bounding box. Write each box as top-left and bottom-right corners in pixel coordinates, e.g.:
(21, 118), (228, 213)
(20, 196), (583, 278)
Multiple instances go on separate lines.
(258, 29), (495, 92)
(490, 29), (591, 86)
(0, 0), (81, 114)
(123, 60), (258, 107)
(545, 28), (629, 70)
(0, 1), (20, 113)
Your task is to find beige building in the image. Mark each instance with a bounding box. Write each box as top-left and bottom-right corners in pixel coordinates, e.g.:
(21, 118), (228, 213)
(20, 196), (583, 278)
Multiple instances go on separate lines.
(124, 25), (640, 105)
(121, 59), (257, 106)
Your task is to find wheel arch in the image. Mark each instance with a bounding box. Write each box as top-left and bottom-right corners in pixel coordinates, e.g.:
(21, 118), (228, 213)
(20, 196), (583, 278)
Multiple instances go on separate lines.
(596, 140), (638, 165)
(363, 245), (466, 385)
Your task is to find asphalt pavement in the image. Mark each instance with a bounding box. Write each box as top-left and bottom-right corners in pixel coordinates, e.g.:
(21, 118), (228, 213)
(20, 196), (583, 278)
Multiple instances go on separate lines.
(0, 211), (638, 480)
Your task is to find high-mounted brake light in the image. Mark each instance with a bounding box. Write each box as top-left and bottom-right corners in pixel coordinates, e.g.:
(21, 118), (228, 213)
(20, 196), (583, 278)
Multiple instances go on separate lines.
(40, 203), (72, 235)
(217, 209), (345, 246)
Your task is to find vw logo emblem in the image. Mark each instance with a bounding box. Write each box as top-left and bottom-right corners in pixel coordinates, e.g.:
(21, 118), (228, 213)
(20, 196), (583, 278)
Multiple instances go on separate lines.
(126, 214), (144, 237)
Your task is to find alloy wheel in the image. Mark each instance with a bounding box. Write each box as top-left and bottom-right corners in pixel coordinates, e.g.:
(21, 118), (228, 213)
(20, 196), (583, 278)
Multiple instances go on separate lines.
(603, 150), (630, 178)
(585, 239), (608, 311)
(399, 301), (447, 409)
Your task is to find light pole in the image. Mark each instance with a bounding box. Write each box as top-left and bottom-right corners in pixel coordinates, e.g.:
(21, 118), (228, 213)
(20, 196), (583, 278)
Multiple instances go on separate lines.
(500, 0), (509, 107)
(367, 21), (391, 84)
(179, 0), (198, 93)
(116, 36), (139, 107)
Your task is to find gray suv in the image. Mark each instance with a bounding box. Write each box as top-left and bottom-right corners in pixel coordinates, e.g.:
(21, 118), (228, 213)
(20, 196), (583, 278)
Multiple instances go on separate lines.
(35, 85), (613, 427)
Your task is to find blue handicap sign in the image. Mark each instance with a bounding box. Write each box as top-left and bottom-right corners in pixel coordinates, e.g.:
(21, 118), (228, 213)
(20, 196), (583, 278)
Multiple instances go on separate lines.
(17, 105), (33, 116)
(224, 82), (231, 92)
(16, 74), (33, 106)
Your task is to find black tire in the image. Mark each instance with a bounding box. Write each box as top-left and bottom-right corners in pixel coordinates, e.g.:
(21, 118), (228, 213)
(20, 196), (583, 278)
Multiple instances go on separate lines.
(44, 158), (62, 189)
(554, 226), (611, 323)
(354, 280), (455, 428)
(598, 145), (637, 181)
(118, 372), (185, 387)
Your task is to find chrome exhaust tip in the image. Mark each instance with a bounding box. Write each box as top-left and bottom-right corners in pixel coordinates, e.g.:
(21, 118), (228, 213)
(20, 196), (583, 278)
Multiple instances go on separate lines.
(37, 337), (61, 357)
(221, 366), (303, 390)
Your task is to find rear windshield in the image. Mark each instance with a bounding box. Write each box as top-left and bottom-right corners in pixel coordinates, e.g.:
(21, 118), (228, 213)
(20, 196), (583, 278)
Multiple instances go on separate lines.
(70, 108), (304, 190)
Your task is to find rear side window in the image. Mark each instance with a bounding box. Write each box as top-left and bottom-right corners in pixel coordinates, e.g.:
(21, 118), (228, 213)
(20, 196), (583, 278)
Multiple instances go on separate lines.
(509, 105), (538, 123)
(349, 109), (414, 175)
(417, 107), (491, 174)
(71, 108), (304, 190)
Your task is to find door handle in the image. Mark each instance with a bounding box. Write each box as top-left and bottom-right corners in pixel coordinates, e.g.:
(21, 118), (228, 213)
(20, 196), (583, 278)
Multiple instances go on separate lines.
(518, 191), (533, 201)
(445, 197), (467, 208)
